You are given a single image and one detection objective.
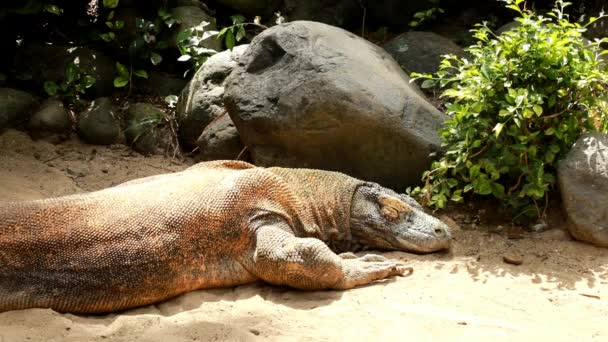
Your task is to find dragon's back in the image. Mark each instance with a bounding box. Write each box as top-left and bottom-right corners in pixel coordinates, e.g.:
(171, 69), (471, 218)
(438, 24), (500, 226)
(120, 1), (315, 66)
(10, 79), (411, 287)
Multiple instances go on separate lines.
(0, 161), (259, 313)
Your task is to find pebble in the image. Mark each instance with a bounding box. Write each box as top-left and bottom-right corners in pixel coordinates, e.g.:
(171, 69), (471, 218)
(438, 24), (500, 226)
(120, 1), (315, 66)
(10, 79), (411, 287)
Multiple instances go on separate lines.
(66, 167), (86, 177)
(503, 253), (523, 265)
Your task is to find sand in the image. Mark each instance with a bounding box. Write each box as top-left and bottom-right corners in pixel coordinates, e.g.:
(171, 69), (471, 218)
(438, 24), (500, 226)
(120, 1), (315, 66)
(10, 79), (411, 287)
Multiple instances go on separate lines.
(0, 129), (607, 342)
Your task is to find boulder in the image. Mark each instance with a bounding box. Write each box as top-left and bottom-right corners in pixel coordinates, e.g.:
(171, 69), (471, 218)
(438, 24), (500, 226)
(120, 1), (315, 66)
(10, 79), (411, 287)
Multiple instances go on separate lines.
(0, 88), (38, 130)
(383, 31), (466, 75)
(77, 98), (121, 145)
(224, 21), (448, 189)
(28, 99), (71, 139)
(176, 44), (248, 148)
(558, 132), (608, 248)
(171, 6), (222, 52)
(196, 113), (245, 161)
(125, 103), (172, 155)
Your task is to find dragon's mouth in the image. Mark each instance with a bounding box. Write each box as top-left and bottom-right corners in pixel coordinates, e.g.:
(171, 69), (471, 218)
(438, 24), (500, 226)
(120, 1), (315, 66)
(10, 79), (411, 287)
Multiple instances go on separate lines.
(395, 232), (451, 253)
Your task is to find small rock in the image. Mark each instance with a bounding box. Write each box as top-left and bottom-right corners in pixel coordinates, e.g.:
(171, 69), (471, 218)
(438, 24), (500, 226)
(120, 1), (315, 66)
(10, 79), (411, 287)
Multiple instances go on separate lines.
(125, 103), (171, 155)
(101, 167), (109, 174)
(249, 329), (260, 336)
(196, 113), (246, 161)
(77, 98), (121, 145)
(530, 222), (548, 232)
(0, 88), (39, 130)
(28, 99), (71, 139)
(66, 167), (86, 177)
(503, 253), (523, 266)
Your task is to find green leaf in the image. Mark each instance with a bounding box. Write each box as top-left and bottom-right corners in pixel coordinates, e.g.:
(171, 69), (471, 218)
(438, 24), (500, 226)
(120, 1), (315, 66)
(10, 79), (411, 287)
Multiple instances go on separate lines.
(116, 62), (129, 77)
(150, 52), (163, 65)
(103, 0), (119, 9)
(65, 63), (79, 84)
(136, 18), (146, 29)
(177, 54), (192, 62)
(493, 122), (505, 138)
(217, 27), (229, 38)
(113, 76), (128, 88)
(133, 70), (148, 79)
(83, 75), (96, 88)
(106, 21), (114, 29)
(225, 31), (236, 50)
(231, 15), (245, 25)
(115, 20), (125, 30)
(421, 79), (436, 89)
(491, 183), (505, 198)
(476, 178), (493, 195)
(99, 33), (112, 42)
(43, 81), (59, 96)
(533, 105), (543, 116)
(236, 26), (246, 42)
(43, 4), (63, 15)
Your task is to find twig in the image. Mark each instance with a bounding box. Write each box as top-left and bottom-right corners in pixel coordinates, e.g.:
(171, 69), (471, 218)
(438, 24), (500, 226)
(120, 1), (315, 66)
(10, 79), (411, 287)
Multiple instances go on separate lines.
(468, 143), (491, 160)
(509, 173), (525, 194)
(359, 1), (367, 38)
(236, 146), (248, 160)
(580, 293), (601, 300)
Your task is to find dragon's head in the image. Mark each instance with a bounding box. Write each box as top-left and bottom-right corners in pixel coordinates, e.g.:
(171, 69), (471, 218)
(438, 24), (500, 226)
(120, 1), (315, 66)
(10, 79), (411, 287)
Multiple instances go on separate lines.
(350, 183), (451, 253)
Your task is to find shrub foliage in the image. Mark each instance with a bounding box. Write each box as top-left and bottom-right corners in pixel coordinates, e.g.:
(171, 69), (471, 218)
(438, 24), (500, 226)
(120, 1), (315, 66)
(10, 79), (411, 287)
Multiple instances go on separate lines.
(410, 0), (608, 218)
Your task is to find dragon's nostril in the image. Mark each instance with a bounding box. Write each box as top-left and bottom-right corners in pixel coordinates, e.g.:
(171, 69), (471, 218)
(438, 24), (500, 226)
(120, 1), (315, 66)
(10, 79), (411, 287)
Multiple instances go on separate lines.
(434, 227), (445, 236)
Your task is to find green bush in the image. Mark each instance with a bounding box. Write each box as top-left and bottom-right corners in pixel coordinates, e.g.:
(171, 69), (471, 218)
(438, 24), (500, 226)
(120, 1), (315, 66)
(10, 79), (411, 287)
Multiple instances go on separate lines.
(410, 0), (608, 219)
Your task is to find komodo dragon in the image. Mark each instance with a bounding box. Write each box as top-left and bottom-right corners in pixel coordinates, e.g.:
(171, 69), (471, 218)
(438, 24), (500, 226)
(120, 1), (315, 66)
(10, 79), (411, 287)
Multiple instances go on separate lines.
(0, 160), (451, 313)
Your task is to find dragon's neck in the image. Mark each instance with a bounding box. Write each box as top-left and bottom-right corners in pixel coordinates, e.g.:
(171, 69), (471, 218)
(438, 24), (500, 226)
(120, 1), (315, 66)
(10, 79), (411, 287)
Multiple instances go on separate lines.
(266, 167), (362, 252)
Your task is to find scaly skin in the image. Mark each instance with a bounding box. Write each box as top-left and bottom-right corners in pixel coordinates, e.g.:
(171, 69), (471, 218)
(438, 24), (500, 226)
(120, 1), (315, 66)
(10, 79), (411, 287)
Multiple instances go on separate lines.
(0, 160), (450, 313)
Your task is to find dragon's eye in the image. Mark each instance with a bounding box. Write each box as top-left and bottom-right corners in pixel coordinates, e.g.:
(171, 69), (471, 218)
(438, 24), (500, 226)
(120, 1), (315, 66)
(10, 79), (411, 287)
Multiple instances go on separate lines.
(378, 194), (412, 221)
(381, 206), (400, 220)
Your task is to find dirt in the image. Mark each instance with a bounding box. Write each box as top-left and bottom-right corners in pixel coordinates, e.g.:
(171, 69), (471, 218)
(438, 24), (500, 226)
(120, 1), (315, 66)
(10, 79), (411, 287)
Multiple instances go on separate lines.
(0, 129), (607, 341)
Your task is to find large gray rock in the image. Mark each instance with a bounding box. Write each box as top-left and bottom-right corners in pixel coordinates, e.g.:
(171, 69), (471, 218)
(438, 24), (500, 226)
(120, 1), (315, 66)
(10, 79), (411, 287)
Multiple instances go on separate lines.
(384, 31), (466, 75)
(558, 132), (608, 248)
(196, 113), (245, 161)
(77, 98), (121, 145)
(171, 6), (222, 52)
(224, 21), (448, 189)
(177, 44), (248, 148)
(28, 99), (71, 139)
(0, 88), (38, 130)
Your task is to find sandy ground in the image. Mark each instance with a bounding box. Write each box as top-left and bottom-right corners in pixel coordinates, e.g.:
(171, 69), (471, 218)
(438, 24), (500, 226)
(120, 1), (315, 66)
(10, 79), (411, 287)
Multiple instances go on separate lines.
(0, 129), (607, 342)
